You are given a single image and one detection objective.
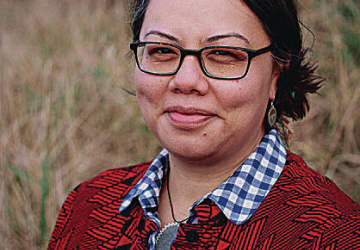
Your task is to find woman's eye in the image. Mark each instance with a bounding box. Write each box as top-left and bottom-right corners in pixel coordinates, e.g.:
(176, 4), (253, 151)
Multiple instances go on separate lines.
(149, 47), (177, 55)
(207, 50), (247, 62)
(212, 50), (232, 56)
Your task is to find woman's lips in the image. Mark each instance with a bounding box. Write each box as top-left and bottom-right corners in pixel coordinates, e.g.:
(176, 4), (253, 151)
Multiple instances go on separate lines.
(165, 106), (216, 129)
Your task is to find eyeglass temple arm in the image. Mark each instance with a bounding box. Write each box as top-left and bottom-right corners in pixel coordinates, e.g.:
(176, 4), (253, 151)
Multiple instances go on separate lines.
(252, 44), (273, 56)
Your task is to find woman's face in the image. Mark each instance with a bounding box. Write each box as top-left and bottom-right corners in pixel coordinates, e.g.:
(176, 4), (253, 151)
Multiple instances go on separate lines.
(134, 0), (279, 163)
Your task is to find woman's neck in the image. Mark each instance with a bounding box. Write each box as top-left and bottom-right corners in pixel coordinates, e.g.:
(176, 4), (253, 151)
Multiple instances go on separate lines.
(167, 150), (247, 204)
(157, 132), (263, 227)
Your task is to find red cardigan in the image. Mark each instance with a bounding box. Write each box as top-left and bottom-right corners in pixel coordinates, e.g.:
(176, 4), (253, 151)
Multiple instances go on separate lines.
(48, 152), (360, 249)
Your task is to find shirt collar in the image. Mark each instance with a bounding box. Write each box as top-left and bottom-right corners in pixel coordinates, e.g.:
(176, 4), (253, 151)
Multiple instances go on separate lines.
(119, 129), (287, 225)
(119, 149), (168, 219)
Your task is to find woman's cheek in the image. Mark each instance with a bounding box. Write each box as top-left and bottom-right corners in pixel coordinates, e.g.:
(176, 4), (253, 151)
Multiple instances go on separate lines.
(213, 83), (251, 111)
(134, 71), (168, 105)
(134, 72), (169, 134)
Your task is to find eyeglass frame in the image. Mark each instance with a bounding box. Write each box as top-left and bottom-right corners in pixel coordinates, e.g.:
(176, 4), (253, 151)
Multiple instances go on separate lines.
(130, 41), (273, 80)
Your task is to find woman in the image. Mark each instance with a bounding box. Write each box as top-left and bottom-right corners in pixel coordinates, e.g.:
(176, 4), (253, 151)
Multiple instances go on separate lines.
(48, 0), (359, 249)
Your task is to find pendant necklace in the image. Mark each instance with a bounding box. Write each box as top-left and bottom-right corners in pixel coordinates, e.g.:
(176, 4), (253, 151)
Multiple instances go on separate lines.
(155, 170), (191, 250)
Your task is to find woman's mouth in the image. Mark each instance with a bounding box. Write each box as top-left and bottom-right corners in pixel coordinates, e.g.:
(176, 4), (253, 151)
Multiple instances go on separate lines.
(165, 106), (216, 130)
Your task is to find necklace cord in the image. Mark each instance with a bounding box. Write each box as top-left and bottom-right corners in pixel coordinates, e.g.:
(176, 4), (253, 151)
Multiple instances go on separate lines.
(166, 170), (191, 224)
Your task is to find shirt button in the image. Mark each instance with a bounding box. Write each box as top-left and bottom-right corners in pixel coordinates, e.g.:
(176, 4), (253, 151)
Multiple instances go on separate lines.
(185, 230), (199, 242)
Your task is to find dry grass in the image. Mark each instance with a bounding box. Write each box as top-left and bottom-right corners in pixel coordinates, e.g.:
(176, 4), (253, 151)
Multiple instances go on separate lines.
(0, 0), (358, 249)
(294, 0), (360, 200)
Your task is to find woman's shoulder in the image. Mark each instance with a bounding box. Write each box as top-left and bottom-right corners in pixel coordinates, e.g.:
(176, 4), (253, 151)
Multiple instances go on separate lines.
(77, 160), (152, 192)
(86, 161), (151, 183)
(60, 161), (153, 210)
(48, 161), (153, 249)
(283, 150), (339, 182)
(268, 151), (360, 248)
(278, 151), (359, 213)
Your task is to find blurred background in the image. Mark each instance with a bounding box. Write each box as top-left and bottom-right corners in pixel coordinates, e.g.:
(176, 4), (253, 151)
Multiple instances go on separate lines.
(0, 0), (359, 249)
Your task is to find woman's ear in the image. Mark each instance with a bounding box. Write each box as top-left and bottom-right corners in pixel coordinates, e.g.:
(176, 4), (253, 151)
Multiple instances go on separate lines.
(269, 66), (280, 100)
(269, 60), (289, 100)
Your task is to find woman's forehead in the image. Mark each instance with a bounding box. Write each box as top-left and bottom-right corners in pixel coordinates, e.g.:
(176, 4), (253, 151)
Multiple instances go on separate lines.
(140, 0), (269, 48)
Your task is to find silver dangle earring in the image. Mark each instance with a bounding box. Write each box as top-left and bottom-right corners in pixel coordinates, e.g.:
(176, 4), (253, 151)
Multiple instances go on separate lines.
(267, 101), (277, 127)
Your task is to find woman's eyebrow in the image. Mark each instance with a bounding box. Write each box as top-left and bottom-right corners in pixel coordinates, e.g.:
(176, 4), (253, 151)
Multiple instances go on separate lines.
(206, 32), (250, 45)
(144, 30), (180, 42)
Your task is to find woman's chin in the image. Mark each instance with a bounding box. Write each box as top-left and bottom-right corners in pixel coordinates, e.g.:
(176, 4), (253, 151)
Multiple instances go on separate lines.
(159, 135), (222, 162)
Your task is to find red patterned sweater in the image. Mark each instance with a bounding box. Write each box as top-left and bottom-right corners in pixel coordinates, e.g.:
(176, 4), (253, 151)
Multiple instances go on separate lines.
(48, 152), (360, 249)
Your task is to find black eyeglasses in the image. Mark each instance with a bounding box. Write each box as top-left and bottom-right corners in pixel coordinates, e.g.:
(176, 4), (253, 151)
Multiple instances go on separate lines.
(130, 41), (273, 80)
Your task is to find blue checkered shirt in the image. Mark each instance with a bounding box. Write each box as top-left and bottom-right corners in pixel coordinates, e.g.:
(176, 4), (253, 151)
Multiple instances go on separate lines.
(119, 129), (287, 247)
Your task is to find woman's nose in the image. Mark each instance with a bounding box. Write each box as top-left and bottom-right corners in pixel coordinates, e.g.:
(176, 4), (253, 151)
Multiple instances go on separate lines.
(168, 56), (210, 95)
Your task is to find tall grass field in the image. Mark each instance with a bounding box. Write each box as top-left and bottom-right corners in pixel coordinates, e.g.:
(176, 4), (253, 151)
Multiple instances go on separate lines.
(0, 0), (359, 249)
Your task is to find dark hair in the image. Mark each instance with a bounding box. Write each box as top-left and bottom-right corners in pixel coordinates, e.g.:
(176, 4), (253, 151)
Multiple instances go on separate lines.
(129, 0), (324, 135)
